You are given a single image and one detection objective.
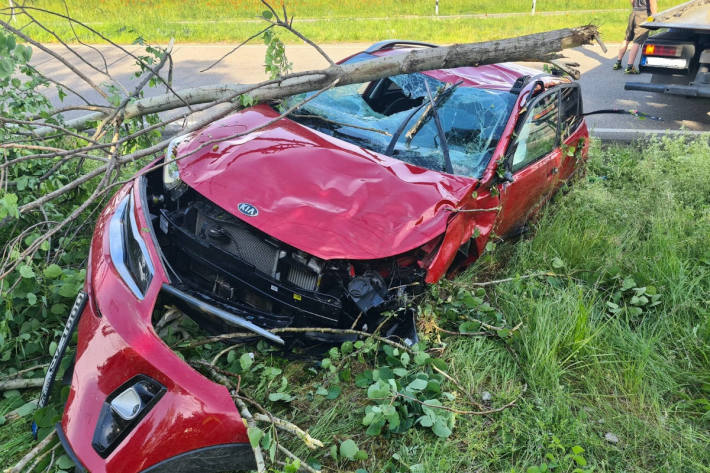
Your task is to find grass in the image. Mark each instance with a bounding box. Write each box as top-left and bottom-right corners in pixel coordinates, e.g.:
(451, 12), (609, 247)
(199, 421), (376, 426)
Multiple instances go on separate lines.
(1, 134), (708, 471)
(10, 0), (678, 43)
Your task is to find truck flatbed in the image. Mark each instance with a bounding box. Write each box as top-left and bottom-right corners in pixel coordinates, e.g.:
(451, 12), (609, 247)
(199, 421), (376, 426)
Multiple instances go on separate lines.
(642, 0), (710, 33)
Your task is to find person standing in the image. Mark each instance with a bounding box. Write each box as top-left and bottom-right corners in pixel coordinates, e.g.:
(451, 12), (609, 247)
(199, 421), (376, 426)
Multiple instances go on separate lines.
(613, 0), (658, 74)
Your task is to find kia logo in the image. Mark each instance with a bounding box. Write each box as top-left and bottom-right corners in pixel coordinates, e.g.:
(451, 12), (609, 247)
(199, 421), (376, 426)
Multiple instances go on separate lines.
(238, 203), (259, 217)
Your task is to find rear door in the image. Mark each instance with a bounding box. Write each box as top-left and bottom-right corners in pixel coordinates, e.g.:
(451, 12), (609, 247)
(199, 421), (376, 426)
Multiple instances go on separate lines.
(494, 88), (562, 237)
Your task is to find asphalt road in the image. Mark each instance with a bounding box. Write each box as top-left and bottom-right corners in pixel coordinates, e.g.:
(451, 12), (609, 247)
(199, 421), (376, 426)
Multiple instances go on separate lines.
(30, 42), (710, 140)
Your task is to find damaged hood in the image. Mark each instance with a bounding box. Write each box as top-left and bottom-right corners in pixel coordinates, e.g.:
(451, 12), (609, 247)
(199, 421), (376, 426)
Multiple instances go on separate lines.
(177, 105), (476, 260)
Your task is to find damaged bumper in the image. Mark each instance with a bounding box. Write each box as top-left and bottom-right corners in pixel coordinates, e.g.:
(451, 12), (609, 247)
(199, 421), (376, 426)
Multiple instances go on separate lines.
(49, 181), (256, 473)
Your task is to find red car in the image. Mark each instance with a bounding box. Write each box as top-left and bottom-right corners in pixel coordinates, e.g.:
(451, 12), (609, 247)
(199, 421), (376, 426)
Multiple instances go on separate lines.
(41, 41), (588, 473)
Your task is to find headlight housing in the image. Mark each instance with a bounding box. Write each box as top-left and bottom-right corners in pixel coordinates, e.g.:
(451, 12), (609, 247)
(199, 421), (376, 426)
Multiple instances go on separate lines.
(163, 133), (192, 196)
(109, 193), (154, 299)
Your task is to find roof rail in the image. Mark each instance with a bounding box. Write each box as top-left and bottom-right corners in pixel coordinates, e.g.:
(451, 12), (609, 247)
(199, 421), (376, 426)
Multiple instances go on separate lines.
(364, 40), (438, 54)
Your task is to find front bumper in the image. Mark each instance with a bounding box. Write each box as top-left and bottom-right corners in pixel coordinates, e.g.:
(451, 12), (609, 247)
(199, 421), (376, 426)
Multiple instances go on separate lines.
(52, 181), (255, 473)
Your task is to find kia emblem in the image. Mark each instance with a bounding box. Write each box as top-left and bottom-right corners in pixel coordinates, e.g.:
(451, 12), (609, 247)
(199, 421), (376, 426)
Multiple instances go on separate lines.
(238, 203), (259, 217)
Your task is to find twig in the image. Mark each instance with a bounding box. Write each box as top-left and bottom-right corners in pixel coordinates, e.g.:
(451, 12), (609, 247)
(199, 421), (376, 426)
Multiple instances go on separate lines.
(277, 445), (321, 473)
(7, 430), (57, 473)
(23, 441), (60, 473)
(0, 378), (44, 391)
(0, 363), (48, 380)
(391, 385), (526, 415)
(201, 24), (275, 73)
(235, 397), (267, 473)
(181, 326), (413, 354)
(253, 413), (324, 450)
(0, 19), (109, 100)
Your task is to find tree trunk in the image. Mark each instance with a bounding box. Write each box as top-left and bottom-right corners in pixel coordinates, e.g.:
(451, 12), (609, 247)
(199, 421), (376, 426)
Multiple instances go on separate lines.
(39, 25), (599, 136)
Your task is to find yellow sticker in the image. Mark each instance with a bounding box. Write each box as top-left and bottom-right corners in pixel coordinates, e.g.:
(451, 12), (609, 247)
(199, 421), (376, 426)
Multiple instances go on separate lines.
(293, 294), (302, 301)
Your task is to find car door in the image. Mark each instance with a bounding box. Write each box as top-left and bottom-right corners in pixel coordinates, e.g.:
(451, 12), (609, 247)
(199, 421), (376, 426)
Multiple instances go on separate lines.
(558, 84), (585, 182)
(494, 88), (562, 237)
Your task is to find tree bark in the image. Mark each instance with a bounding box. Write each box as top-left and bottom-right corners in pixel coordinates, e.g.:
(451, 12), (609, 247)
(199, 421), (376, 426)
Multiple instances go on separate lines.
(0, 378), (44, 391)
(36, 25), (599, 136)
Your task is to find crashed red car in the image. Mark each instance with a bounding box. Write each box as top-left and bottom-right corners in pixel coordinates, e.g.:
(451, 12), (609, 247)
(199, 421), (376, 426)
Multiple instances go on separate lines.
(42, 41), (589, 472)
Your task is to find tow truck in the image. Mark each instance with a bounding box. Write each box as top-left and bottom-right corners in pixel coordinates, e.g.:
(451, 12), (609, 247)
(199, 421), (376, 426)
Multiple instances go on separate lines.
(625, 0), (710, 98)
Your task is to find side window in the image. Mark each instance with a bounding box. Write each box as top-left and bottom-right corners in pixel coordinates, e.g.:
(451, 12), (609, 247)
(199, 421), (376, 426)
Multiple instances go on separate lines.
(510, 91), (559, 172)
(560, 86), (582, 139)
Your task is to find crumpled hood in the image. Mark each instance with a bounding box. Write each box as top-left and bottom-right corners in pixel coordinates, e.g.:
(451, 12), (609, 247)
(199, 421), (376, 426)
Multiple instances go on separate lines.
(177, 105), (476, 260)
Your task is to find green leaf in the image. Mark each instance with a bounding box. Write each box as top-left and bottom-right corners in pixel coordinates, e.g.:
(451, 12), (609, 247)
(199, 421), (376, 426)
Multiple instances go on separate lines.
(262, 10), (273, 19)
(268, 392), (292, 402)
(247, 427), (264, 449)
(0, 57), (13, 79)
(551, 257), (565, 269)
(56, 454), (75, 470)
(355, 449), (368, 460)
(239, 352), (254, 371)
(326, 386), (341, 400)
(367, 380), (390, 399)
(393, 367), (408, 378)
(572, 455), (587, 466)
(43, 264), (63, 279)
(339, 439), (359, 460)
(459, 321), (481, 333)
(19, 265), (35, 279)
(315, 386), (328, 396)
(431, 418), (452, 438)
(571, 445), (584, 455)
(406, 378), (428, 392)
(26, 293), (37, 306)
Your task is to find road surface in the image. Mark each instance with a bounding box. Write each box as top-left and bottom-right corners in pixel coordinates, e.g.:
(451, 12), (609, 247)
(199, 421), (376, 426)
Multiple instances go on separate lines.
(30, 42), (710, 140)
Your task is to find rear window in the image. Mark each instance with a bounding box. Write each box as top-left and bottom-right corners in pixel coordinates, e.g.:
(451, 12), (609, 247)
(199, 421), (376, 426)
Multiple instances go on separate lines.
(287, 60), (516, 178)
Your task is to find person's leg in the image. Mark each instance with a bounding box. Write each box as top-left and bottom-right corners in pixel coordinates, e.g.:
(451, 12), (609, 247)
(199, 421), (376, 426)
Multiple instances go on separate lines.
(628, 42), (641, 65)
(615, 12), (635, 70)
(617, 41), (630, 61)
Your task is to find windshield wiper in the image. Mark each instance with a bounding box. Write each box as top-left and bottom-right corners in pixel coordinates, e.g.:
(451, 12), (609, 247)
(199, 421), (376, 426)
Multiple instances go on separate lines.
(423, 79), (453, 174)
(383, 80), (461, 158)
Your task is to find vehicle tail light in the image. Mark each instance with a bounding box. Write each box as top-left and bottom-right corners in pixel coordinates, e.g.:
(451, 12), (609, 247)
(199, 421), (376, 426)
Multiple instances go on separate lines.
(644, 44), (682, 57)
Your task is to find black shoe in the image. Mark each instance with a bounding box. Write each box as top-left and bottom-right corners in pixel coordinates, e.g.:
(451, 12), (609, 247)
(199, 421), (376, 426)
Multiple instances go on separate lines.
(612, 60), (622, 70)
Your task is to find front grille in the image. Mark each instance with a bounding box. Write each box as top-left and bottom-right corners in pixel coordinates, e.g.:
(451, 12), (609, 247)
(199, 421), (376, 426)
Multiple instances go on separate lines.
(287, 266), (318, 292)
(229, 225), (280, 276)
(193, 202), (280, 277)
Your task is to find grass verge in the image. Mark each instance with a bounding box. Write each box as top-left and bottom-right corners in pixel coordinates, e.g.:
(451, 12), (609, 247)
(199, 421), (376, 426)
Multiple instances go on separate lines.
(13, 0), (676, 44)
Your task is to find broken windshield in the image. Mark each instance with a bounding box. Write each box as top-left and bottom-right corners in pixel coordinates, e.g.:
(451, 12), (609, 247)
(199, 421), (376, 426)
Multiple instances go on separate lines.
(287, 63), (516, 178)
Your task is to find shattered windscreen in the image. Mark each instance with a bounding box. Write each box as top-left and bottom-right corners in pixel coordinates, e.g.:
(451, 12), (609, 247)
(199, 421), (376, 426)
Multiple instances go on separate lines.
(287, 56), (516, 178)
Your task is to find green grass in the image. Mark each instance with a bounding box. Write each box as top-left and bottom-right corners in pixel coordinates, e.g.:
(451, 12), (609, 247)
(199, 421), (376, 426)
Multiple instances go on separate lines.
(10, 0), (677, 43)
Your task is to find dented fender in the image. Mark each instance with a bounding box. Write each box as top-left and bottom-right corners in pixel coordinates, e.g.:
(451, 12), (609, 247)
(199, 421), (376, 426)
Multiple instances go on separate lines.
(425, 190), (501, 283)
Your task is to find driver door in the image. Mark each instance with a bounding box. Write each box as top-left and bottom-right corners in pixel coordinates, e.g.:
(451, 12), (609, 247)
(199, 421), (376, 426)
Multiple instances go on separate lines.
(495, 88), (562, 237)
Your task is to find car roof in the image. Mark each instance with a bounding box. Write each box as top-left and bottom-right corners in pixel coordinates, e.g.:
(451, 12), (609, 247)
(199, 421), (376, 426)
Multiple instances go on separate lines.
(367, 48), (543, 91)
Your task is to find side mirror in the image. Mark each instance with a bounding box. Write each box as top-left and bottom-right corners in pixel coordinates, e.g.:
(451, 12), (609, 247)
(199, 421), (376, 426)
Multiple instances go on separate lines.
(502, 171), (514, 183)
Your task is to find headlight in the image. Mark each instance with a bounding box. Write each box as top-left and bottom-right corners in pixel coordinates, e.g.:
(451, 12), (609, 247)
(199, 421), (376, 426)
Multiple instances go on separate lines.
(109, 193), (155, 299)
(163, 133), (192, 194)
